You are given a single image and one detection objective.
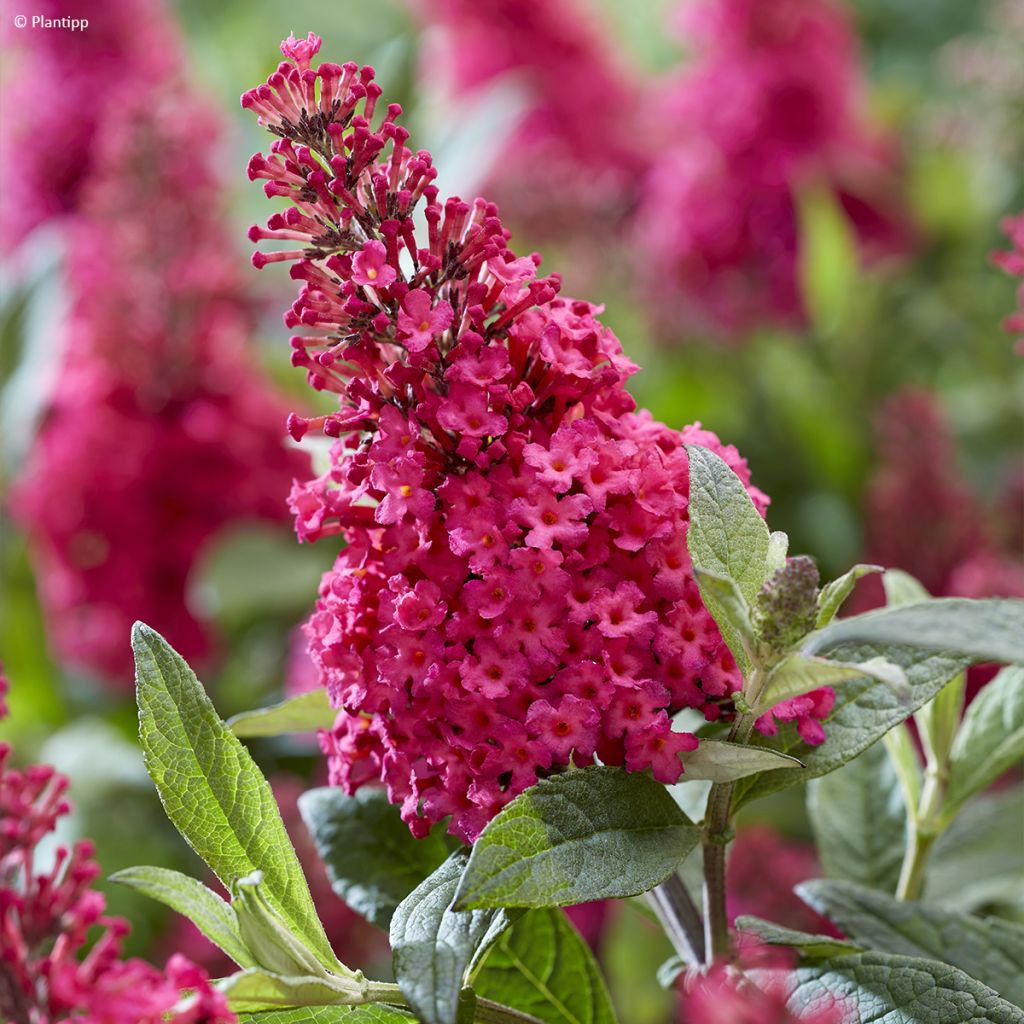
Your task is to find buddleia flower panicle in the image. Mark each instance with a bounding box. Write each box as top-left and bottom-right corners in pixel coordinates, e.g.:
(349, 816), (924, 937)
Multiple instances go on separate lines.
(243, 34), (833, 842)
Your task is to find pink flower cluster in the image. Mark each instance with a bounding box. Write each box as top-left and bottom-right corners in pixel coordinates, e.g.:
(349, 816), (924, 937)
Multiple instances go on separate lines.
(636, 0), (911, 336)
(992, 212), (1024, 355)
(9, 2), (308, 684)
(0, 724), (234, 1022)
(238, 36), (832, 843)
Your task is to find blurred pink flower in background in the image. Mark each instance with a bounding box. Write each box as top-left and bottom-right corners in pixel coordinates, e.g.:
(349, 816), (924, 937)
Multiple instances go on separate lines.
(992, 212), (1024, 354)
(409, 0), (647, 237)
(0, 0), (178, 245)
(636, 0), (911, 337)
(6, 1), (309, 685)
(862, 389), (1024, 601)
(727, 826), (835, 935)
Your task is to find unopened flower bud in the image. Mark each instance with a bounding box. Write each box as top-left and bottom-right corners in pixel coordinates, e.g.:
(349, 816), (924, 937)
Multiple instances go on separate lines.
(754, 556), (820, 652)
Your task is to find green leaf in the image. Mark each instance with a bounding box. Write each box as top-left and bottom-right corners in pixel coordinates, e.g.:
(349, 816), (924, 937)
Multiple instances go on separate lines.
(390, 850), (512, 1024)
(235, 1007), (416, 1024)
(691, 568), (755, 666)
(788, 952), (1024, 1024)
(926, 787), (1024, 913)
(816, 564), (883, 627)
(757, 653), (909, 713)
(298, 787), (453, 930)
(734, 917), (862, 960)
(453, 767), (699, 910)
(806, 740), (906, 893)
(733, 643), (971, 810)
(228, 689), (335, 738)
(882, 569), (931, 606)
(797, 184), (859, 334)
(474, 909), (619, 1024)
(943, 666), (1024, 826)
(656, 956), (686, 990)
(883, 724), (923, 822)
(109, 865), (254, 968)
(685, 443), (771, 674)
(797, 880), (1024, 1008)
(916, 672), (966, 774)
(766, 531), (790, 575)
(220, 969), (360, 1012)
(804, 598), (1024, 666)
(131, 623), (336, 970)
(680, 739), (803, 783)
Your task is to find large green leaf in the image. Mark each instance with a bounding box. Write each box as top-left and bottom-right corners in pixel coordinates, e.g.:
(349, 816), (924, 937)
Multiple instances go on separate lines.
(298, 787), (454, 930)
(926, 788), (1024, 913)
(806, 740), (906, 893)
(453, 767), (699, 910)
(390, 850), (511, 1024)
(788, 952), (1024, 1024)
(473, 909), (618, 1024)
(228, 689), (336, 738)
(804, 599), (1024, 666)
(798, 880), (1024, 1009)
(685, 444), (770, 673)
(109, 865), (254, 968)
(943, 666), (1024, 825)
(733, 642), (970, 810)
(131, 624), (336, 969)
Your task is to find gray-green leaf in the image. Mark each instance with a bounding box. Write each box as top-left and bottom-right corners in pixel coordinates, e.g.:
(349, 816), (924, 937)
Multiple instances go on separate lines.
(733, 642), (971, 810)
(798, 880), (1024, 1008)
(685, 444), (771, 674)
(680, 739), (803, 783)
(734, 917), (862, 960)
(816, 564), (883, 627)
(109, 865), (254, 968)
(298, 787), (454, 930)
(235, 1007), (416, 1023)
(474, 909), (619, 1024)
(757, 653), (908, 713)
(228, 689), (336, 738)
(390, 850), (512, 1024)
(454, 767), (699, 910)
(788, 952), (1024, 1024)
(804, 598), (1024, 666)
(220, 969), (360, 1012)
(926, 787), (1024, 913)
(807, 740), (906, 893)
(691, 568), (756, 667)
(131, 624), (336, 969)
(943, 666), (1024, 826)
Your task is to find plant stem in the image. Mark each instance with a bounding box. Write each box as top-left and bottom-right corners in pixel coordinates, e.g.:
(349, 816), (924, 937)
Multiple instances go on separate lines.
(649, 872), (706, 966)
(701, 710), (757, 965)
(895, 766), (945, 901)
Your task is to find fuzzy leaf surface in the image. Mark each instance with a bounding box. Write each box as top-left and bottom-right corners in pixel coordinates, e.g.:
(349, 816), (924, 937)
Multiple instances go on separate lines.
(131, 624), (335, 969)
(454, 767), (699, 909)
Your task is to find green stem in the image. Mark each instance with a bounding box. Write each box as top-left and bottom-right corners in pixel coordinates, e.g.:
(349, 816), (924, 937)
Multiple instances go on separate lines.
(701, 709), (757, 964)
(895, 767), (945, 901)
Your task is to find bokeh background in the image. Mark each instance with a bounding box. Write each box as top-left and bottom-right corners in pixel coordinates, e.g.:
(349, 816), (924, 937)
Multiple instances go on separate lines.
(1, 0), (1021, 1019)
